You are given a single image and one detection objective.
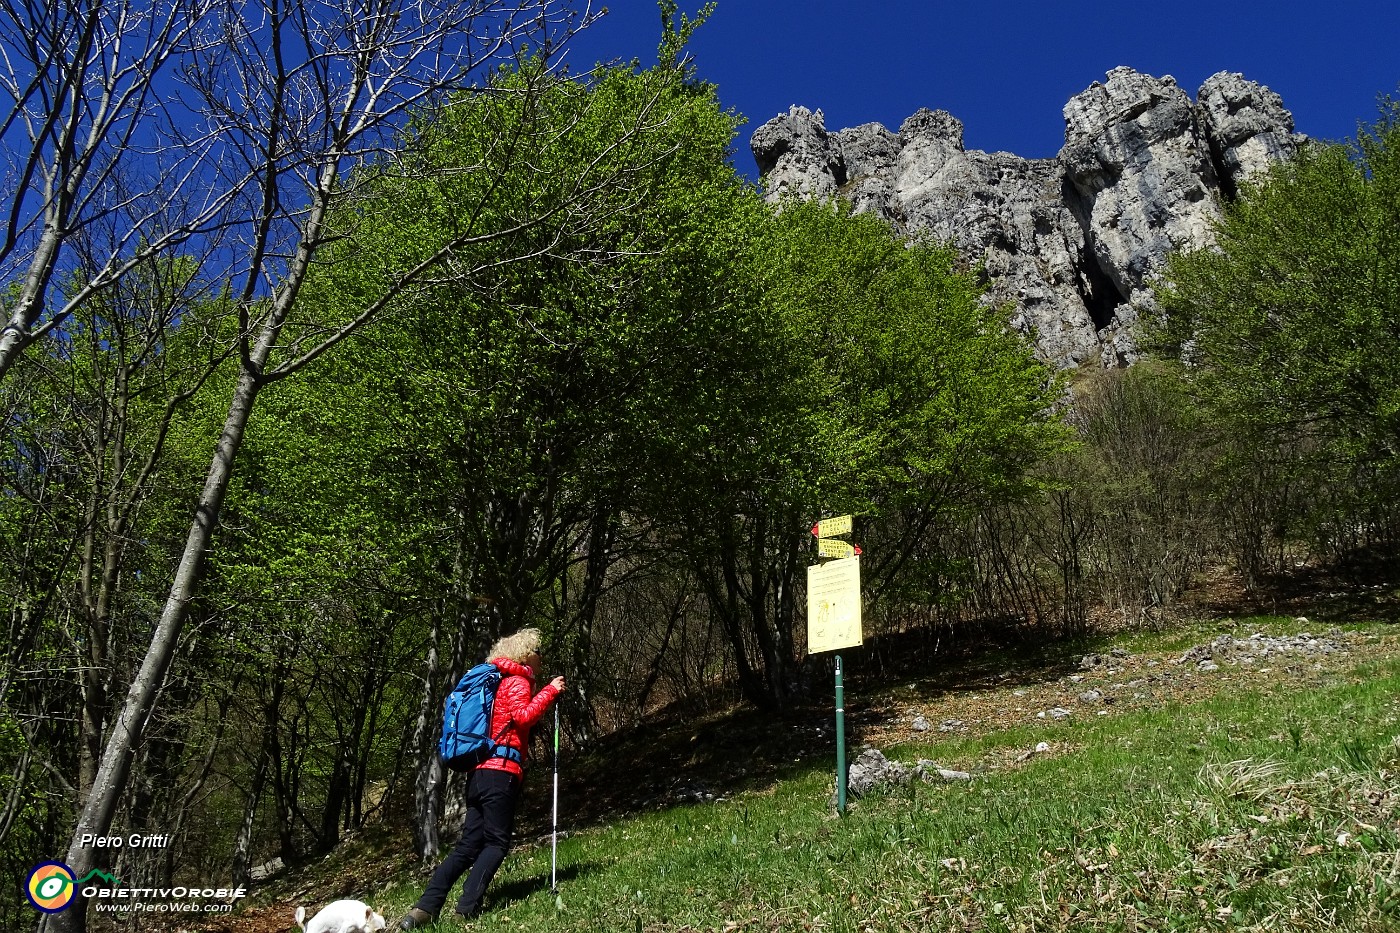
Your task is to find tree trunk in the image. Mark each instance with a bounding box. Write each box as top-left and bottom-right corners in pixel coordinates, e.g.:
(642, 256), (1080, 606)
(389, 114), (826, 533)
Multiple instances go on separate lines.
(0, 218), (64, 379)
(49, 138), (338, 928)
(411, 608), (444, 859)
(706, 546), (767, 708)
(51, 357), (262, 932)
(565, 509), (616, 737)
(319, 660), (377, 850)
(771, 530), (800, 697)
(231, 743), (270, 887)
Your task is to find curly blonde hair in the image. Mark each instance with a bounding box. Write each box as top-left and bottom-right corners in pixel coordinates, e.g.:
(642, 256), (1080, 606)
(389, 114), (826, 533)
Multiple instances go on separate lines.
(489, 628), (542, 665)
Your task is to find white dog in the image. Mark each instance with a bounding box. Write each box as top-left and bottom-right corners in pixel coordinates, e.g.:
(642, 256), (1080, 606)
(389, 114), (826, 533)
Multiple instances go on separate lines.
(294, 900), (387, 933)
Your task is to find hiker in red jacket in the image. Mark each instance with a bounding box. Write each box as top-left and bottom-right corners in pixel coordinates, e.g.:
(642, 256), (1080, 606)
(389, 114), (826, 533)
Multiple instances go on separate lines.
(399, 628), (564, 929)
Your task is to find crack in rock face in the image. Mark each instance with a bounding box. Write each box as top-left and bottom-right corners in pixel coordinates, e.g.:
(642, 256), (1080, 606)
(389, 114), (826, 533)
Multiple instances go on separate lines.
(750, 68), (1302, 370)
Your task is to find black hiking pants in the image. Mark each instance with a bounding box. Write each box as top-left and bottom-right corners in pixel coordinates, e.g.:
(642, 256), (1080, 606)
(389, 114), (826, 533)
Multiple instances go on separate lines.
(415, 768), (521, 917)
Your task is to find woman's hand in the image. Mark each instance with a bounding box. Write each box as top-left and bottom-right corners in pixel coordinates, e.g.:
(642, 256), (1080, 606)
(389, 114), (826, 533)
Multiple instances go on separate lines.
(550, 675), (566, 692)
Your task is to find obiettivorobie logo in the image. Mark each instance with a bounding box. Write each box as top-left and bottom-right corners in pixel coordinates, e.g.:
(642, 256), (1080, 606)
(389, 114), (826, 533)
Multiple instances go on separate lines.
(25, 863), (119, 913)
(25, 859), (245, 915)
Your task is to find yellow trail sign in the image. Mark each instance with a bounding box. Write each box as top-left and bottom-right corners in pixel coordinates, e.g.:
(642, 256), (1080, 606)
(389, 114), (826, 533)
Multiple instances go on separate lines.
(807, 556), (862, 653)
(811, 514), (852, 538)
(817, 538), (856, 558)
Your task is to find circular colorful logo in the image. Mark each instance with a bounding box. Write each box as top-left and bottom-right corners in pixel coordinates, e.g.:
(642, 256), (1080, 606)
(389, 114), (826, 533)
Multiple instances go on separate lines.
(26, 861), (76, 913)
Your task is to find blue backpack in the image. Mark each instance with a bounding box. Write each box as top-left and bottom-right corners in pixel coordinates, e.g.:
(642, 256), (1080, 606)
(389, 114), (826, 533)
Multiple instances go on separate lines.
(439, 663), (522, 772)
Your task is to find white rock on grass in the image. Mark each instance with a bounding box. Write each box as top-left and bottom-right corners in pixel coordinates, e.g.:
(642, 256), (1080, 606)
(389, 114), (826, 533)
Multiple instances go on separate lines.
(847, 748), (910, 797)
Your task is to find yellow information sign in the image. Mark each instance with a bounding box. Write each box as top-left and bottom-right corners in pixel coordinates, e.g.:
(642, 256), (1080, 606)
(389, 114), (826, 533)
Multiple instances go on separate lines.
(807, 556), (862, 653)
(817, 538), (856, 559)
(813, 514), (853, 538)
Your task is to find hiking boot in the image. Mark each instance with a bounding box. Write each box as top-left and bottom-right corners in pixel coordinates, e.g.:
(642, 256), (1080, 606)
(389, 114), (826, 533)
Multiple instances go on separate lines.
(453, 903), (482, 924)
(397, 908), (433, 930)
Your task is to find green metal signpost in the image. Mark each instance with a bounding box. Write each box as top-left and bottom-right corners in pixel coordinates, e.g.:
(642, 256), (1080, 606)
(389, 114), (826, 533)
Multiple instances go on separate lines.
(808, 515), (862, 815)
(834, 654), (847, 813)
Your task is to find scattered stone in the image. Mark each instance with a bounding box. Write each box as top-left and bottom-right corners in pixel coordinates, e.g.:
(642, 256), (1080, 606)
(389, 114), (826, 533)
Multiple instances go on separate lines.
(840, 757), (978, 790)
(1198, 660), (1219, 672)
(668, 779), (718, 804)
(1049, 707), (1072, 720)
(1069, 674), (1085, 683)
(939, 719), (964, 732)
(1110, 647), (1130, 658)
(914, 759), (973, 782)
(911, 716), (931, 732)
(1176, 632), (1347, 668)
(1035, 742), (1051, 753)
(1079, 689), (1103, 703)
(1080, 654), (1104, 670)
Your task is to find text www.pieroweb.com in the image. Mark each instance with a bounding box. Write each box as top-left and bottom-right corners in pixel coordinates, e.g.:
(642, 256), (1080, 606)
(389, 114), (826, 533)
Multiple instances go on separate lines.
(93, 900), (234, 913)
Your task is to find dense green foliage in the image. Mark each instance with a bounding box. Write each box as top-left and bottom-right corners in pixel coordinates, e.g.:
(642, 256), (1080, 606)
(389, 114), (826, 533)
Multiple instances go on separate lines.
(1161, 100), (1400, 472)
(0, 256), (240, 915)
(666, 201), (1069, 704)
(1153, 98), (1400, 571)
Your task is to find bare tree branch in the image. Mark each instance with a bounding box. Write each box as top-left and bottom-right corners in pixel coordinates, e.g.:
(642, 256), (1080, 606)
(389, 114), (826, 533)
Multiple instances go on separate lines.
(0, 0), (220, 378)
(47, 5), (612, 931)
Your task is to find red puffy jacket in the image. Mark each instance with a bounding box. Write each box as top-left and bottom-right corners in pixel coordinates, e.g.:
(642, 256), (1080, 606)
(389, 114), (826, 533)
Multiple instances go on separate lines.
(477, 657), (559, 779)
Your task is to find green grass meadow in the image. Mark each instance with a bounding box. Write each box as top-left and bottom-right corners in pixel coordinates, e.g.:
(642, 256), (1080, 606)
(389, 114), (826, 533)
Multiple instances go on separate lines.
(364, 625), (1400, 932)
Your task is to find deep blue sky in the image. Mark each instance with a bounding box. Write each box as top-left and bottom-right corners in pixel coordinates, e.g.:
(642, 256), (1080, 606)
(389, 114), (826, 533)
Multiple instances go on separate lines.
(562, 1), (1399, 175)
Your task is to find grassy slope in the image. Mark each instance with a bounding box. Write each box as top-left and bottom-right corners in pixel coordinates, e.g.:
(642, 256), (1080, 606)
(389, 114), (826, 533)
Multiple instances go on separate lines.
(237, 617), (1400, 933)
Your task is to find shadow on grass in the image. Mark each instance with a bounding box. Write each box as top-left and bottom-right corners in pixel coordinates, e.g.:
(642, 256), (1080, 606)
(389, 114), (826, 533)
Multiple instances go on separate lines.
(518, 620), (1121, 839)
(518, 567), (1400, 842)
(489, 862), (597, 910)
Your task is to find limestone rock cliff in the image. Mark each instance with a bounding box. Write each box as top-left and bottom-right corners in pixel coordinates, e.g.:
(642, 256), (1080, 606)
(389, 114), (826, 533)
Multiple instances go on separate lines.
(750, 68), (1302, 368)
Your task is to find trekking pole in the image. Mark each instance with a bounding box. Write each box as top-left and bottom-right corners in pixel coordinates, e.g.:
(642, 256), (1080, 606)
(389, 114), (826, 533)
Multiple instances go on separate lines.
(551, 703), (560, 895)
